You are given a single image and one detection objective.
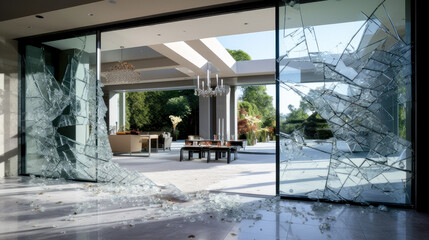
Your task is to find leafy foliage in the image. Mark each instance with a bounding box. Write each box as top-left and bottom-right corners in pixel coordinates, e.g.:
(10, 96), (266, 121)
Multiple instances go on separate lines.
(227, 49), (251, 61)
(238, 101), (259, 117)
(280, 102), (333, 139)
(241, 85), (275, 127)
(126, 92), (149, 130)
(125, 90), (198, 139)
(237, 108), (262, 145)
(237, 85), (276, 144)
(166, 96), (191, 118)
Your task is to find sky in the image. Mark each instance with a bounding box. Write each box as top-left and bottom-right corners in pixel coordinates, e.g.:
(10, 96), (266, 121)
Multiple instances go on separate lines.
(217, 30), (275, 61)
(217, 30), (279, 112)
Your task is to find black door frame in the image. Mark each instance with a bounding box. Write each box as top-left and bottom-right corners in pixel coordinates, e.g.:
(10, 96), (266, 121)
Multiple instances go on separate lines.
(16, 0), (422, 210)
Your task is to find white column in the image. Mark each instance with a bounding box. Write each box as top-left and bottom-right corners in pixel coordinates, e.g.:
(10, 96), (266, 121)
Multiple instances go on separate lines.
(199, 96), (211, 139)
(116, 92), (126, 131)
(108, 92), (120, 133)
(122, 92), (126, 130)
(216, 86), (231, 140)
(230, 86), (238, 140)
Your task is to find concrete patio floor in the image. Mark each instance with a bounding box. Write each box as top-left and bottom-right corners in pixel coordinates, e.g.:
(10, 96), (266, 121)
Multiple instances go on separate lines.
(112, 140), (276, 196)
(112, 139), (409, 204)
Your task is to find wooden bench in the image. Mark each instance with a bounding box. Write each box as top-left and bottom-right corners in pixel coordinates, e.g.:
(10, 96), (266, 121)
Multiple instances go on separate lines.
(207, 146), (238, 164)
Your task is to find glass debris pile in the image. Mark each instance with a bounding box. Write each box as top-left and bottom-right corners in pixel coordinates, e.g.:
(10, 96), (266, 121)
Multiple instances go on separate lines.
(9, 175), (393, 238)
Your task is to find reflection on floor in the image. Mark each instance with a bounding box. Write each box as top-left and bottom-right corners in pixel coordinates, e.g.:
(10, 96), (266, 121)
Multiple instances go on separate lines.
(1, 177), (428, 240)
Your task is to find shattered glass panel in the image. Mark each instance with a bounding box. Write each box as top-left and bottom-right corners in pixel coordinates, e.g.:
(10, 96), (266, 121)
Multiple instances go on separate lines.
(24, 35), (156, 186)
(278, 0), (412, 205)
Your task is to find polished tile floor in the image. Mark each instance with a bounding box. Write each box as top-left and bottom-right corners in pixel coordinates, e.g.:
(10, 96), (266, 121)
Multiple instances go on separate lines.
(0, 177), (428, 240)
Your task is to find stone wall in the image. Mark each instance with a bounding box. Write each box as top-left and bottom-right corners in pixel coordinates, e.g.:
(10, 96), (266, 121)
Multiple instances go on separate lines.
(0, 37), (19, 177)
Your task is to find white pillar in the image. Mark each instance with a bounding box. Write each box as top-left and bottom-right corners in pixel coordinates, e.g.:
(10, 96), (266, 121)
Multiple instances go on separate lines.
(108, 92), (120, 133)
(216, 86), (231, 140)
(199, 96), (211, 139)
(115, 92), (126, 131)
(122, 92), (126, 130)
(230, 86), (238, 140)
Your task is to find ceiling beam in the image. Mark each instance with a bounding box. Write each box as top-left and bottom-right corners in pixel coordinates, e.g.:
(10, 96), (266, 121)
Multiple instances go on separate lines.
(149, 43), (206, 76)
(102, 79), (195, 92)
(186, 38), (236, 75)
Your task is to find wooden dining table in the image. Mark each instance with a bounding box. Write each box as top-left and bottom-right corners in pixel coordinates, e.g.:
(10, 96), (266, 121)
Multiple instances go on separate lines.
(179, 145), (238, 164)
(184, 139), (222, 146)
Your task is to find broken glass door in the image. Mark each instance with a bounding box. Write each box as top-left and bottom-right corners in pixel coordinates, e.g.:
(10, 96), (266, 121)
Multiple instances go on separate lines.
(22, 34), (155, 185)
(276, 0), (412, 205)
(24, 34), (99, 181)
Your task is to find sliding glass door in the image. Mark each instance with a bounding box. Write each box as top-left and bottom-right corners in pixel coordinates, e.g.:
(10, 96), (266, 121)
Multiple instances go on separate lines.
(276, 0), (413, 205)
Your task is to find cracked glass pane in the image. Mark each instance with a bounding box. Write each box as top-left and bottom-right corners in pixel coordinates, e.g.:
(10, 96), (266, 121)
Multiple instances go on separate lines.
(278, 0), (412, 205)
(24, 35), (154, 186)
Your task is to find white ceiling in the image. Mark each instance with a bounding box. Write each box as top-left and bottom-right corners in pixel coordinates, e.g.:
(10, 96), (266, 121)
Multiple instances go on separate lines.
(101, 7), (275, 51)
(0, 0), (245, 39)
(2, 0), (407, 90)
(0, 0), (406, 41)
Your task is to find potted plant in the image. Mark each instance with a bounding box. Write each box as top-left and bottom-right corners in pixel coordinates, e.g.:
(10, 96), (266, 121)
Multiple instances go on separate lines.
(169, 115), (182, 141)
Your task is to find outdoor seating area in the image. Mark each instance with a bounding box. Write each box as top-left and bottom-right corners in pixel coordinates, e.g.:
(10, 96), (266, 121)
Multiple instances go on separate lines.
(108, 131), (173, 156)
(109, 132), (244, 163)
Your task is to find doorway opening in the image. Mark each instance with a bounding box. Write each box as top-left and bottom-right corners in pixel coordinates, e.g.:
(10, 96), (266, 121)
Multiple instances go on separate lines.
(100, 7), (277, 196)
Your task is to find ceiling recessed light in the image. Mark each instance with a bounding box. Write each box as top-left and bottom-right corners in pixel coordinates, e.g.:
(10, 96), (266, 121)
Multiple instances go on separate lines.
(157, 34), (162, 36)
(244, 22), (248, 25)
(88, 13), (94, 16)
(35, 15), (44, 19)
(26, 26), (32, 29)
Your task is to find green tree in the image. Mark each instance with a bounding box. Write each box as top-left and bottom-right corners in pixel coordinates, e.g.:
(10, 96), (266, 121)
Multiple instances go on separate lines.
(281, 104), (308, 134)
(227, 49), (251, 61)
(125, 89), (198, 139)
(299, 112), (332, 139)
(126, 92), (149, 130)
(238, 101), (259, 117)
(241, 85), (275, 126)
(140, 91), (166, 131)
(166, 96), (191, 118)
(287, 104), (309, 121)
(281, 102), (332, 139)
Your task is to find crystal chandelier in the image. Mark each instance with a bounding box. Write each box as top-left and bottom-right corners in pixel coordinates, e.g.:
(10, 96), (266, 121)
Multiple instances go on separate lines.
(104, 46), (141, 85)
(194, 63), (226, 97)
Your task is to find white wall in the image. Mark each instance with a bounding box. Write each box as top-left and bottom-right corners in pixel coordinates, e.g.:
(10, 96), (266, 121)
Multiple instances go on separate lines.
(0, 38), (19, 177)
